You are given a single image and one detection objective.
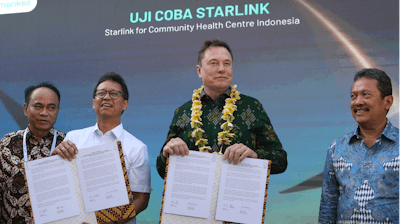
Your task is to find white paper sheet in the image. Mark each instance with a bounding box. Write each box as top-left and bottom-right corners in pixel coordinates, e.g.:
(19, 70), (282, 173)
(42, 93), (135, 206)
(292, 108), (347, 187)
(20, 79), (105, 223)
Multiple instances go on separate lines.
(75, 141), (129, 213)
(215, 158), (269, 224)
(163, 151), (217, 219)
(24, 156), (80, 224)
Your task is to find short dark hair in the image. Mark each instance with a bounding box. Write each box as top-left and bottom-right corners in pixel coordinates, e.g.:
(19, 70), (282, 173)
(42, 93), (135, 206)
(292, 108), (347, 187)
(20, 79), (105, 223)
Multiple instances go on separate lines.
(93, 72), (129, 100)
(24, 82), (61, 106)
(197, 39), (233, 67)
(354, 68), (392, 98)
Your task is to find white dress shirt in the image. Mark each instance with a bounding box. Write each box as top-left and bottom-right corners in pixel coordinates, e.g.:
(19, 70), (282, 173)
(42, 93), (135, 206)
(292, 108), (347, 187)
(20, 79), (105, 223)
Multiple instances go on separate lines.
(64, 123), (151, 224)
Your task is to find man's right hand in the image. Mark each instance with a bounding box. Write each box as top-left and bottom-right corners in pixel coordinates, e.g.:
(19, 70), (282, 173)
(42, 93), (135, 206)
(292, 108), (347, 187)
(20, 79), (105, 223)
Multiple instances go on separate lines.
(51, 140), (78, 161)
(162, 137), (189, 158)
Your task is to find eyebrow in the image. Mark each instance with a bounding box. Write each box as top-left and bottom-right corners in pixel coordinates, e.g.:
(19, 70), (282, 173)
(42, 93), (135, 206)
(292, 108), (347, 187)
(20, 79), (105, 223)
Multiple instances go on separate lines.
(97, 89), (120, 92)
(351, 89), (372, 92)
(31, 102), (58, 106)
(208, 58), (232, 62)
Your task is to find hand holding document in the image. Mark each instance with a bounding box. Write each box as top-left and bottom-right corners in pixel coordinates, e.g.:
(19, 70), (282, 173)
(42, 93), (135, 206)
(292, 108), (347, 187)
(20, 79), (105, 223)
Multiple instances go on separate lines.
(75, 141), (129, 213)
(24, 156), (81, 224)
(215, 158), (269, 224)
(24, 141), (131, 224)
(163, 152), (217, 219)
(161, 150), (270, 224)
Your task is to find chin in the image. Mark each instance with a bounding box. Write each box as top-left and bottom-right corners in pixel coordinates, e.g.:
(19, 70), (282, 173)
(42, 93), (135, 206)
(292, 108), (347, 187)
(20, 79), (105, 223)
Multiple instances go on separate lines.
(354, 117), (369, 126)
(36, 126), (53, 131)
(215, 83), (231, 90)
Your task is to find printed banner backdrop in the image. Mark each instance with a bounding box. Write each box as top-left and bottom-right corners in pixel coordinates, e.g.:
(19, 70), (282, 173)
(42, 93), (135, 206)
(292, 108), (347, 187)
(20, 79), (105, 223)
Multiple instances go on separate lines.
(0, 0), (398, 223)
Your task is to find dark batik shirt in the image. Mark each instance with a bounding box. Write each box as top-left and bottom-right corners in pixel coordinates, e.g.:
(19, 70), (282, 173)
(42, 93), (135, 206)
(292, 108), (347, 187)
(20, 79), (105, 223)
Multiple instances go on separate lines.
(319, 121), (399, 224)
(0, 127), (65, 224)
(157, 88), (287, 178)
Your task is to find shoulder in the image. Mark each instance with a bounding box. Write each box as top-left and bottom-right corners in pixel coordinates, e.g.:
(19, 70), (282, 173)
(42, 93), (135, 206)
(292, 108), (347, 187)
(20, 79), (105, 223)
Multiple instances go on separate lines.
(67, 126), (94, 136)
(386, 122), (399, 142)
(65, 125), (95, 141)
(239, 94), (258, 102)
(122, 129), (147, 149)
(236, 94), (269, 116)
(237, 94), (263, 107)
(328, 132), (352, 154)
(0, 129), (24, 148)
(173, 100), (193, 116)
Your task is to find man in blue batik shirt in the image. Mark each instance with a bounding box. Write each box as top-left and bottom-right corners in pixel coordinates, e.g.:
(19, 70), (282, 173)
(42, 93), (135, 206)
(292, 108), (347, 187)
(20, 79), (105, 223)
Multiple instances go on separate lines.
(319, 68), (399, 223)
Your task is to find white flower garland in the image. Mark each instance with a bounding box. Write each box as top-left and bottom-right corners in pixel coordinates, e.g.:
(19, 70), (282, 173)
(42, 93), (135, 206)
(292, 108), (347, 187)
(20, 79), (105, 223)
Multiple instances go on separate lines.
(190, 85), (241, 154)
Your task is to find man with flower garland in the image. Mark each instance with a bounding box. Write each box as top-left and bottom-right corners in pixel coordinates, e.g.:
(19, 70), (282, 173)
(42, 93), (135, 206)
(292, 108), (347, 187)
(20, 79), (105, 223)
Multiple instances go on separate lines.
(156, 39), (287, 178)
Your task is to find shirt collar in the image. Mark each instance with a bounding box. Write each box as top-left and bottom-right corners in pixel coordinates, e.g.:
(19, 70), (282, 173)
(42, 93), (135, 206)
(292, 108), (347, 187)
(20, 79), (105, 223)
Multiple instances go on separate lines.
(200, 87), (231, 101)
(349, 120), (397, 142)
(93, 123), (123, 140)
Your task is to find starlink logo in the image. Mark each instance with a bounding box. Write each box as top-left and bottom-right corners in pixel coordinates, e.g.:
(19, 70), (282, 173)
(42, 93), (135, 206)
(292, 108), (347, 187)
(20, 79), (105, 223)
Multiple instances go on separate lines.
(0, 0), (37, 15)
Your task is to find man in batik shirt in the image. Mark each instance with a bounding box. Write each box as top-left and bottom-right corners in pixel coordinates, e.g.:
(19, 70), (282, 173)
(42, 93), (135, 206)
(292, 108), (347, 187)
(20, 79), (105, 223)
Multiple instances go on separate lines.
(0, 83), (65, 224)
(319, 68), (399, 223)
(157, 39), (287, 178)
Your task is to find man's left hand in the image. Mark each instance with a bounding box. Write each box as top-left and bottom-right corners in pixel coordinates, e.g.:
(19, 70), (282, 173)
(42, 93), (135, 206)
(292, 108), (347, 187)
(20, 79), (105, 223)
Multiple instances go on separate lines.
(223, 143), (258, 164)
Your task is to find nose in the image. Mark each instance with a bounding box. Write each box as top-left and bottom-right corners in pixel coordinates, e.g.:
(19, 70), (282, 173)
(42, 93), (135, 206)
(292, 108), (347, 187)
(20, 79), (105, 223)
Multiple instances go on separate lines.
(39, 108), (49, 116)
(103, 91), (112, 99)
(352, 95), (364, 106)
(218, 63), (225, 73)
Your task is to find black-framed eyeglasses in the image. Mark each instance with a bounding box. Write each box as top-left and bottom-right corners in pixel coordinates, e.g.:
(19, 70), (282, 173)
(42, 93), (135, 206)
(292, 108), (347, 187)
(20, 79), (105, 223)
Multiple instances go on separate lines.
(95, 90), (124, 99)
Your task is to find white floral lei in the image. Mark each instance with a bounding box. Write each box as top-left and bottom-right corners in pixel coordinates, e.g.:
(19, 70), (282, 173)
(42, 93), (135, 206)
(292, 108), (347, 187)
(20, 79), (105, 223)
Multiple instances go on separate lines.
(190, 85), (241, 154)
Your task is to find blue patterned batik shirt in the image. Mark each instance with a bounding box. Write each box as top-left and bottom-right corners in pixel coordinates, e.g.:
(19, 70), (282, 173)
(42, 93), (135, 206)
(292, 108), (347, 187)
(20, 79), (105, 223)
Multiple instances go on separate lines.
(319, 121), (399, 224)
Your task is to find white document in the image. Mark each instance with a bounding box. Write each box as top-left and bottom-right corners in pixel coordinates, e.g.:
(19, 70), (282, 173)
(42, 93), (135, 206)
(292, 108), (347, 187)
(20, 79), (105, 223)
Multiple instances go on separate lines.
(75, 141), (129, 213)
(24, 156), (80, 224)
(163, 151), (217, 219)
(215, 158), (269, 224)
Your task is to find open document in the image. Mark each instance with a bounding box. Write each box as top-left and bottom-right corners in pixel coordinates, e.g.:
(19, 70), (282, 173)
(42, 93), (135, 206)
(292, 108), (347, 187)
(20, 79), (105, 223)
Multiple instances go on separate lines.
(160, 151), (270, 224)
(215, 158), (269, 224)
(163, 152), (217, 219)
(24, 156), (81, 224)
(24, 141), (131, 223)
(75, 141), (130, 213)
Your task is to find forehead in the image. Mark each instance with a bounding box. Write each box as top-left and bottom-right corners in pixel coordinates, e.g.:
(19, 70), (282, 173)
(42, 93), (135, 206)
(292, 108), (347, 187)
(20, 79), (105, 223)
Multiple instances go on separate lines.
(351, 77), (379, 92)
(202, 46), (232, 61)
(97, 80), (123, 91)
(30, 87), (59, 104)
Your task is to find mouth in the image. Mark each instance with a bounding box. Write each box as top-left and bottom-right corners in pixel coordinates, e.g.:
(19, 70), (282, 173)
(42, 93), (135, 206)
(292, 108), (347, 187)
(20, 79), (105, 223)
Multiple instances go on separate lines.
(354, 108), (369, 114)
(101, 103), (113, 108)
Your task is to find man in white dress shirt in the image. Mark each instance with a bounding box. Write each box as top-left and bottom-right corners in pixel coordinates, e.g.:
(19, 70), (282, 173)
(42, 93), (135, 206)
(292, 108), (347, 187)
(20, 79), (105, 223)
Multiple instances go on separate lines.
(52, 72), (151, 224)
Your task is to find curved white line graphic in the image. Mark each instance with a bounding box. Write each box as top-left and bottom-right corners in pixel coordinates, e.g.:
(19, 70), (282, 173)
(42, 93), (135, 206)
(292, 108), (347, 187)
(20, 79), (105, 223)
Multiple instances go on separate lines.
(298, 0), (398, 120)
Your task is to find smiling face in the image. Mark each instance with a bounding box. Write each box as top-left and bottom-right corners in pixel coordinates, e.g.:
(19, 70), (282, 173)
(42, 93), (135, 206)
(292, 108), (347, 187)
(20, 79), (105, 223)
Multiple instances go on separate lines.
(23, 87), (60, 137)
(350, 77), (393, 127)
(92, 80), (128, 119)
(196, 46), (233, 98)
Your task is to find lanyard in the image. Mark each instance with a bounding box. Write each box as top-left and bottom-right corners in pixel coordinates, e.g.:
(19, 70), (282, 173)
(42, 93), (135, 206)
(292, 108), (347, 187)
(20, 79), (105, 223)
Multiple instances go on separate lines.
(23, 128), (57, 162)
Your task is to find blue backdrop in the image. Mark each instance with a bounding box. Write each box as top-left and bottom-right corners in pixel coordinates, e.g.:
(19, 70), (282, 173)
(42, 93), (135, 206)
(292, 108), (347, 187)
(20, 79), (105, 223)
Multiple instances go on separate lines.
(0, 0), (398, 223)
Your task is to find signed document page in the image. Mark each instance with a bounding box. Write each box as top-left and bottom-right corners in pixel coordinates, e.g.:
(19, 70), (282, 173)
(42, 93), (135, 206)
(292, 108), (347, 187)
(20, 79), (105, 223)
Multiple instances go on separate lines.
(215, 158), (269, 224)
(163, 151), (217, 219)
(24, 156), (80, 224)
(75, 141), (129, 213)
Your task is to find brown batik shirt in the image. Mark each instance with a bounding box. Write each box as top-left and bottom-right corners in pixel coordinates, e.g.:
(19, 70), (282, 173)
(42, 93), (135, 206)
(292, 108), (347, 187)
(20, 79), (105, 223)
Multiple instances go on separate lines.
(0, 127), (65, 224)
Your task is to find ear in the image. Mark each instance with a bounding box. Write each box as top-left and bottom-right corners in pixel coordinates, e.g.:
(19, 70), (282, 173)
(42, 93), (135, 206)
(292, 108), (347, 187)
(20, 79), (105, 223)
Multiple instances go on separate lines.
(196, 65), (202, 78)
(92, 99), (95, 110)
(384, 95), (394, 111)
(123, 100), (129, 111)
(23, 103), (28, 116)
